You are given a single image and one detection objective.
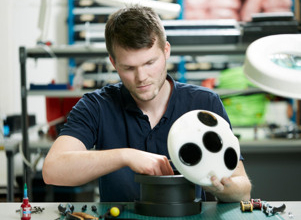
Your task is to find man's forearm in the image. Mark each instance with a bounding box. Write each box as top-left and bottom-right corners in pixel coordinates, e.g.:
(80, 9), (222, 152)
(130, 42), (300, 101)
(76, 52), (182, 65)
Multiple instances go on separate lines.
(42, 146), (174, 186)
(42, 149), (127, 186)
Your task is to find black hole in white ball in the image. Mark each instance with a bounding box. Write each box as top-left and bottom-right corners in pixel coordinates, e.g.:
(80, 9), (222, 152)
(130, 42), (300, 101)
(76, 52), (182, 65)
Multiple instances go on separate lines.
(224, 147), (238, 170)
(203, 131), (222, 153)
(179, 143), (202, 166)
(197, 111), (218, 127)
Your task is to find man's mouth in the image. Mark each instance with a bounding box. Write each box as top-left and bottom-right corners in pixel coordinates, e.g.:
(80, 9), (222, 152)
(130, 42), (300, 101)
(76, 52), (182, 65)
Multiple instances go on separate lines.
(137, 84), (151, 90)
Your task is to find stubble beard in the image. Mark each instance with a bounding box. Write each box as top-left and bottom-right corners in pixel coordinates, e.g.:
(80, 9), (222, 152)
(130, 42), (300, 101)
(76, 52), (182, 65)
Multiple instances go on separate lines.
(131, 70), (167, 103)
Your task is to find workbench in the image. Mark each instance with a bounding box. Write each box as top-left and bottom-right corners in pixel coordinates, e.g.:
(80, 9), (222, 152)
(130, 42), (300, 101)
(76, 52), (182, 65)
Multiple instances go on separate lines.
(0, 201), (299, 220)
(3, 137), (301, 202)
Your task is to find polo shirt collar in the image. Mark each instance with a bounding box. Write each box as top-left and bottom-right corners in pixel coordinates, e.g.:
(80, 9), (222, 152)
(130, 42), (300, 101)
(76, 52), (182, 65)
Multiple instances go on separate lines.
(163, 74), (177, 120)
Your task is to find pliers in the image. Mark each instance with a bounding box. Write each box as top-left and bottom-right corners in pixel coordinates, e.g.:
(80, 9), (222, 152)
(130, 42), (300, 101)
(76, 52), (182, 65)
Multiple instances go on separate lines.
(66, 212), (98, 220)
(263, 203), (286, 216)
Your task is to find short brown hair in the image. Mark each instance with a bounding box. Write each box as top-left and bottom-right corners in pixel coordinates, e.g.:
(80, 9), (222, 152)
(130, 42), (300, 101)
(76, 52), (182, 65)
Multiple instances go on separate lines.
(105, 6), (167, 60)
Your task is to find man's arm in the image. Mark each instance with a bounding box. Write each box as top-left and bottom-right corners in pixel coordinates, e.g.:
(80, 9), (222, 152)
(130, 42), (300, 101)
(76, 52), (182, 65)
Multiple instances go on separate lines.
(202, 161), (252, 202)
(42, 135), (174, 186)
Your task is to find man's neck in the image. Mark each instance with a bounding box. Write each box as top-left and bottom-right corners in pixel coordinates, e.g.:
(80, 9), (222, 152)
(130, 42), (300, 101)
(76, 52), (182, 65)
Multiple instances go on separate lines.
(137, 79), (172, 128)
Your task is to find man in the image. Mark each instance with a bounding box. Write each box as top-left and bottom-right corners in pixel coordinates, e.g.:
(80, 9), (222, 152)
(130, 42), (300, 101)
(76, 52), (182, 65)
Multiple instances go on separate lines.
(42, 6), (251, 202)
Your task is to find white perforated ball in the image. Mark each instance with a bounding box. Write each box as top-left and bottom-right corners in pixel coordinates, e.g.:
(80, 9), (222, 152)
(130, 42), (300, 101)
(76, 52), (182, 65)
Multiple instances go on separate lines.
(168, 110), (240, 186)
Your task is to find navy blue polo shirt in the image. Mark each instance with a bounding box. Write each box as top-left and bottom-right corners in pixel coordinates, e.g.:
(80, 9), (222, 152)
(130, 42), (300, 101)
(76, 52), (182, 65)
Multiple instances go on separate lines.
(60, 75), (233, 202)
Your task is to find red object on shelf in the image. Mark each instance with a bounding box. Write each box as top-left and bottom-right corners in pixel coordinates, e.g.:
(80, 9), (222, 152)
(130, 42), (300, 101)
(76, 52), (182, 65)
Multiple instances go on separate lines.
(46, 97), (80, 139)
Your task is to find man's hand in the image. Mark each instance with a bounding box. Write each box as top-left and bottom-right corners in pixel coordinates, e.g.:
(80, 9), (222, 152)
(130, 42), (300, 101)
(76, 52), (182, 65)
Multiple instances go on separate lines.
(123, 149), (174, 176)
(202, 176), (231, 195)
(201, 161), (252, 202)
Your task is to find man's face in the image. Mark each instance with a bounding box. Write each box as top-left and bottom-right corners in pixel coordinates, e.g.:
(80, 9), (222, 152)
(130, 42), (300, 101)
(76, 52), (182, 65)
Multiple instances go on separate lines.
(110, 39), (171, 103)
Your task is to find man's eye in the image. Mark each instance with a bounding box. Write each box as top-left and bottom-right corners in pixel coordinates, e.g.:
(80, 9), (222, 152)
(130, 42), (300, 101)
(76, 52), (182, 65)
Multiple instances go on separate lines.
(125, 67), (134, 71)
(147, 61), (154, 65)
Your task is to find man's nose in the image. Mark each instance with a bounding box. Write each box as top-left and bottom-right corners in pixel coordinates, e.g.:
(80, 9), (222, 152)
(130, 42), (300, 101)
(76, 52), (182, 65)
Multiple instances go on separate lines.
(135, 66), (147, 82)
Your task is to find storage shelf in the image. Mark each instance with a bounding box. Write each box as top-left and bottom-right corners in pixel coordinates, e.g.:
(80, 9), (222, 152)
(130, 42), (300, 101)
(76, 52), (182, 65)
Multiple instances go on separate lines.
(25, 43), (249, 59)
(26, 87), (263, 98)
(25, 44), (107, 58)
(171, 44), (248, 56)
(73, 7), (118, 15)
(27, 89), (94, 97)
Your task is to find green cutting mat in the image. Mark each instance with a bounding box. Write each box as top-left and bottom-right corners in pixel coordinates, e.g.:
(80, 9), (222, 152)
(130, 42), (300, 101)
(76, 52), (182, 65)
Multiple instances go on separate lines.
(58, 202), (284, 220)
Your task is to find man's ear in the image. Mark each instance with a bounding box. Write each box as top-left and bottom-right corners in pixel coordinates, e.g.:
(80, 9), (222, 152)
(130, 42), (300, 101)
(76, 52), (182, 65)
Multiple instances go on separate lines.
(109, 55), (116, 69)
(164, 41), (171, 60)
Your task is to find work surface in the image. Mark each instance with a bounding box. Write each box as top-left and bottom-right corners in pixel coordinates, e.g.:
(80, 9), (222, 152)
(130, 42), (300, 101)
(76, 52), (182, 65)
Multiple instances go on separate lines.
(1, 201), (299, 220)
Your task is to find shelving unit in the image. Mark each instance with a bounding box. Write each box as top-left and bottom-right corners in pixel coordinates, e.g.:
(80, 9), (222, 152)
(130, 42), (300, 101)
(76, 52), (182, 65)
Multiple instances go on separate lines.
(27, 90), (93, 97)
(19, 45), (111, 199)
(67, 0), (117, 87)
(67, 0), (185, 87)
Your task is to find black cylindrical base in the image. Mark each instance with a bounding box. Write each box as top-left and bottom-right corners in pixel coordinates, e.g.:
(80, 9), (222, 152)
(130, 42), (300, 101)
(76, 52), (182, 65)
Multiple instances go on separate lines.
(135, 200), (202, 217)
(134, 173), (202, 217)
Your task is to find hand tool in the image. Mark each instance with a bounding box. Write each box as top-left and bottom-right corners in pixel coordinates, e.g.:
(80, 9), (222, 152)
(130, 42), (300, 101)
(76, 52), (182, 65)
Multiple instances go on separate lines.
(81, 205), (87, 212)
(58, 203), (74, 216)
(91, 205), (100, 216)
(66, 212), (98, 220)
(263, 203), (286, 216)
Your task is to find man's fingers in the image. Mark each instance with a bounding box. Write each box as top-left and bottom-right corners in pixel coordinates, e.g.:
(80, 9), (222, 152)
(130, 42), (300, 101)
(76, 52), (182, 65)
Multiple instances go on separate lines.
(202, 176), (228, 195)
(154, 168), (163, 176)
(221, 177), (231, 187)
(211, 176), (224, 192)
(154, 157), (173, 176)
(131, 151), (174, 176)
(161, 157), (174, 175)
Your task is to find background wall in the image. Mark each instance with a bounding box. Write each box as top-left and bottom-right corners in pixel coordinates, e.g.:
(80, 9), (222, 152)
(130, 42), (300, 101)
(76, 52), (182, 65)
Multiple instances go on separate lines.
(0, 0), (68, 125)
(0, 0), (68, 187)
